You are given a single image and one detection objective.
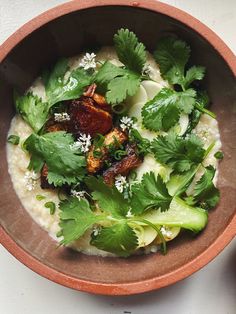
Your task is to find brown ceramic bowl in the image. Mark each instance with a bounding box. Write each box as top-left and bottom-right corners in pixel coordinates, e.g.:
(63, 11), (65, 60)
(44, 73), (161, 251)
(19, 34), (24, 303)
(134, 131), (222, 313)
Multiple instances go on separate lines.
(0, 0), (236, 295)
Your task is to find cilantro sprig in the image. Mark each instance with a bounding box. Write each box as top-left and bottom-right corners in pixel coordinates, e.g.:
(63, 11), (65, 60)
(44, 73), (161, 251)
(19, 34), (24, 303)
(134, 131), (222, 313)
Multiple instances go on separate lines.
(185, 166), (220, 209)
(58, 167), (214, 256)
(15, 92), (50, 133)
(131, 172), (172, 214)
(91, 222), (138, 257)
(43, 58), (92, 106)
(154, 36), (204, 91)
(95, 28), (147, 104)
(24, 131), (86, 187)
(142, 88), (196, 132)
(114, 28), (146, 73)
(142, 36), (215, 133)
(151, 133), (205, 172)
(59, 197), (106, 246)
(95, 61), (141, 104)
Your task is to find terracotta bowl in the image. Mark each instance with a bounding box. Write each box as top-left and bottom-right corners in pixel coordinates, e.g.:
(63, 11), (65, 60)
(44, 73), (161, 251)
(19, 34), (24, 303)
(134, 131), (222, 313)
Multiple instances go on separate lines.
(0, 0), (236, 295)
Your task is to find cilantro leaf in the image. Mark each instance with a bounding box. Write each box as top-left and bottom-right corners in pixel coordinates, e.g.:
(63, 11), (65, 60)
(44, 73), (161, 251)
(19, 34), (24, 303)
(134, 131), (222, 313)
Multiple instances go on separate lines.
(131, 172), (172, 215)
(59, 197), (105, 245)
(142, 87), (196, 132)
(152, 133), (205, 172)
(24, 131), (86, 186)
(129, 128), (152, 155)
(95, 61), (140, 104)
(184, 66), (205, 89)
(154, 36), (190, 86)
(188, 166), (220, 209)
(141, 88), (180, 131)
(85, 176), (129, 218)
(15, 92), (49, 133)
(177, 88), (196, 114)
(184, 91), (208, 134)
(44, 58), (92, 106)
(91, 222), (138, 257)
(114, 28), (146, 73)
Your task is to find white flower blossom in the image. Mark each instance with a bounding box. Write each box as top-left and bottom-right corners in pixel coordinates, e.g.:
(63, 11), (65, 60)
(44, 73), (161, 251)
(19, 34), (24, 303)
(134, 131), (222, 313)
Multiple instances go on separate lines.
(120, 116), (135, 131)
(79, 53), (97, 70)
(70, 133), (92, 153)
(54, 112), (70, 122)
(24, 171), (39, 191)
(71, 189), (86, 200)
(126, 208), (133, 218)
(92, 226), (101, 236)
(115, 174), (129, 193)
(142, 64), (152, 76)
(160, 226), (173, 239)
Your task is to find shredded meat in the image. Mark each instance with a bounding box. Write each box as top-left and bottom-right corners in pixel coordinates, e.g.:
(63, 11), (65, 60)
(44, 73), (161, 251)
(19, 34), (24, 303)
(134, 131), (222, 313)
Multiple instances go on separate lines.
(83, 83), (97, 97)
(87, 127), (128, 173)
(103, 144), (143, 186)
(68, 98), (112, 137)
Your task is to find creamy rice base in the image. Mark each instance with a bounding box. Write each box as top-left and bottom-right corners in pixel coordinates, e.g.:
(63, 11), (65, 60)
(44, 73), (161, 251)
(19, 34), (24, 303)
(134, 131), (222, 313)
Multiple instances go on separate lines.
(7, 47), (222, 256)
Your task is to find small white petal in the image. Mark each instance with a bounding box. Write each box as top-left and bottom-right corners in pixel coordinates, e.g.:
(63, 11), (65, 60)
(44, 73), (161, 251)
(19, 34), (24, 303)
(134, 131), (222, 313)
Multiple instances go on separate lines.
(79, 52), (97, 70)
(54, 112), (70, 122)
(71, 190), (86, 200)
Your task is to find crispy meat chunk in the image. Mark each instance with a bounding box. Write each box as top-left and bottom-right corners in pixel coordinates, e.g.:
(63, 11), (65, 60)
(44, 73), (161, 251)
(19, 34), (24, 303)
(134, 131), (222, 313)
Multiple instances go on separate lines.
(69, 98), (112, 137)
(92, 93), (112, 113)
(40, 164), (54, 189)
(87, 127), (128, 173)
(103, 144), (143, 186)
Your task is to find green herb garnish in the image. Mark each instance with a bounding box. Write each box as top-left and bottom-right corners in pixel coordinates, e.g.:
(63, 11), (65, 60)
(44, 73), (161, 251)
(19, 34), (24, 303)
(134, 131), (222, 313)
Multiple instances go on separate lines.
(131, 172), (172, 215)
(15, 92), (50, 133)
(152, 133), (205, 172)
(45, 201), (56, 215)
(214, 151), (224, 160)
(7, 135), (20, 145)
(36, 194), (46, 201)
(43, 58), (92, 106)
(95, 29), (147, 104)
(24, 131), (86, 186)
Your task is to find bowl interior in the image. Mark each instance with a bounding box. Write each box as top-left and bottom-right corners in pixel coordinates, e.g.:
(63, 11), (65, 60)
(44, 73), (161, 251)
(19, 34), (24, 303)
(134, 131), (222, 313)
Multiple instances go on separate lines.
(0, 5), (236, 287)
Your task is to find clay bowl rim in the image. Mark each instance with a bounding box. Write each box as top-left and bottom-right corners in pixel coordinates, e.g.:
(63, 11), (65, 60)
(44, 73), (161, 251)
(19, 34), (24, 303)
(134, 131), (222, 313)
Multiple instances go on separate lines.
(0, 0), (236, 296)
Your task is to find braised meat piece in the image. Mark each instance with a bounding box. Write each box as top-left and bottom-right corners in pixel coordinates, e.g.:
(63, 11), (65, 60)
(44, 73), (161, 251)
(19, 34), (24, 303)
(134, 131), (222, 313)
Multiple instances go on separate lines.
(40, 164), (54, 189)
(103, 144), (143, 186)
(83, 83), (112, 113)
(92, 93), (112, 113)
(87, 127), (128, 173)
(68, 98), (112, 137)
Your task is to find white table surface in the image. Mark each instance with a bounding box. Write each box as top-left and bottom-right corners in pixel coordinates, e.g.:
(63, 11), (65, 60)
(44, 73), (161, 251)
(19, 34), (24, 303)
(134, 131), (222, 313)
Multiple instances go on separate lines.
(0, 1), (235, 313)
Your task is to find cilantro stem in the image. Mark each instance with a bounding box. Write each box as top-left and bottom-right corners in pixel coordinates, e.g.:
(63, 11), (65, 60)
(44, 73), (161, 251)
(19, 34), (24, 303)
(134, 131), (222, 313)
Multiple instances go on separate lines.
(129, 218), (167, 255)
(204, 141), (215, 159)
(195, 102), (216, 119)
